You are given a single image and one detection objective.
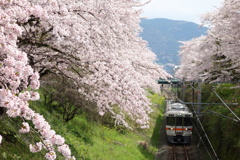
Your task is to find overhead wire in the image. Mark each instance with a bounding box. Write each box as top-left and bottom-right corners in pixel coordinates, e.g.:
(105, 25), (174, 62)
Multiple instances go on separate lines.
(195, 106), (239, 122)
(175, 81), (240, 160)
(213, 90), (240, 122)
(165, 80), (239, 159)
(191, 103), (219, 160)
(173, 82), (218, 159)
(177, 88), (219, 159)
(186, 81), (239, 123)
(190, 114), (214, 160)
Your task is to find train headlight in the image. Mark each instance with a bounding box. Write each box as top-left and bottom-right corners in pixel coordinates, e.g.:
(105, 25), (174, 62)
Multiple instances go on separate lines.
(171, 128), (174, 130)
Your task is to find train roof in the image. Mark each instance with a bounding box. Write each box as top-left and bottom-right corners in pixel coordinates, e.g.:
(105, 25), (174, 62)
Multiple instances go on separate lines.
(165, 101), (193, 117)
(171, 103), (188, 110)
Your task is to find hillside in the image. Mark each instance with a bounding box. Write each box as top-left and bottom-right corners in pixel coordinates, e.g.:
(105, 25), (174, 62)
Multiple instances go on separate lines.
(0, 90), (165, 159)
(140, 18), (207, 74)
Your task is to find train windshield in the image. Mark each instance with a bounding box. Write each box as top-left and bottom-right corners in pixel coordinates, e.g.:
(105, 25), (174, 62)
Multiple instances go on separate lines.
(166, 117), (175, 126)
(184, 117), (192, 126)
(176, 117), (182, 126)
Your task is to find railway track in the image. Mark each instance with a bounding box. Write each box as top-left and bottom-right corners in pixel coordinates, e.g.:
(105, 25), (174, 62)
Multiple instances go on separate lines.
(162, 90), (175, 100)
(172, 145), (190, 160)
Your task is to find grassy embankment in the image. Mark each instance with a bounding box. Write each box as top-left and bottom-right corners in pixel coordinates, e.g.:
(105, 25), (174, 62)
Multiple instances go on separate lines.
(0, 91), (165, 160)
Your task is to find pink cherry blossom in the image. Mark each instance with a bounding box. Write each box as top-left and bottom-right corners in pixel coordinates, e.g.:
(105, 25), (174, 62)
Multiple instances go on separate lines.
(45, 151), (56, 160)
(58, 144), (71, 157)
(1, 98), (15, 109)
(17, 0), (170, 129)
(6, 107), (21, 118)
(20, 104), (35, 120)
(19, 91), (31, 101)
(29, 142), (43, 153)
(43, 140), (54, 151)
(4, 57), (16, 67)
(30, 91), (40, 101)
(51, 135), (65, 145)
(19, 122), (30, 133)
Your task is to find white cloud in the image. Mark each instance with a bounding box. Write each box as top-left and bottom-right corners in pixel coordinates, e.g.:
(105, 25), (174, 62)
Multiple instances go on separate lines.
(140, 0), (224, 24)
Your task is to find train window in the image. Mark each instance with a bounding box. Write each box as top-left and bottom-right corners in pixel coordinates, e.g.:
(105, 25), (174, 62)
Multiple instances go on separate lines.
(176, 117), (183, 126)
(166, 117), (175, 126)
(184, 117), (192, 126)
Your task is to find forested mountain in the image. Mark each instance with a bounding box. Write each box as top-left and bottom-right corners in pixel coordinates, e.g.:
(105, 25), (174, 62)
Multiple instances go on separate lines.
(140, 18), (207, 74)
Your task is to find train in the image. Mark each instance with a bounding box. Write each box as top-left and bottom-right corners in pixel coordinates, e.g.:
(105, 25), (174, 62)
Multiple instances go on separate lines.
(165, 100), (193, 144)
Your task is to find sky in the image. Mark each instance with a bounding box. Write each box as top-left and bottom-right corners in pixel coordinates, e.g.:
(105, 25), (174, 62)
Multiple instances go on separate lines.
(140, 0), (224, 24)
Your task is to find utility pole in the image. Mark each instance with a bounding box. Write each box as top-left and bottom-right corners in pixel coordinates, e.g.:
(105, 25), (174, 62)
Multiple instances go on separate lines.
(182, 79), (185, 102)
(192, 82), (195, 103)
(197, 80), (201, 114)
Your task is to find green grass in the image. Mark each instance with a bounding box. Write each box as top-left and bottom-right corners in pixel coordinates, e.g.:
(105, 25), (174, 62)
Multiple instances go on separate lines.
(148, 92), (165, 148)
(82, 126), (153, 160)
(0, 90), (165, 160)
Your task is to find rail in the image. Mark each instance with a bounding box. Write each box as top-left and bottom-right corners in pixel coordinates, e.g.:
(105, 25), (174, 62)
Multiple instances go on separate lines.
(173, 145), (176, 160)
(183, 145), (189, 160)
(172, 145), (189, 160)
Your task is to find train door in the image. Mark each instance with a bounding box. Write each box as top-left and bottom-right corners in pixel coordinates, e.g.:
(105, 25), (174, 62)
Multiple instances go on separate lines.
(175, 117), (183, 135)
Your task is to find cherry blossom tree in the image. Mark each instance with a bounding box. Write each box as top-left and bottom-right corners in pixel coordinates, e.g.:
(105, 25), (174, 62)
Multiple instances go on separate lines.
(176, 0), (240, 83)
(18, 0), (170, 128)
(0, 0), (75, 159)
(1, 0), (169, 158)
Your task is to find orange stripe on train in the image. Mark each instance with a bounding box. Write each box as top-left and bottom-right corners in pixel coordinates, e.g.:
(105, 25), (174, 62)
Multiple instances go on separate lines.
(166, 128), (193, 131)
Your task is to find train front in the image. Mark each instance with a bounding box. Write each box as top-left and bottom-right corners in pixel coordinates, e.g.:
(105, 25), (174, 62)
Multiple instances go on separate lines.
(165, 102), (193, 144)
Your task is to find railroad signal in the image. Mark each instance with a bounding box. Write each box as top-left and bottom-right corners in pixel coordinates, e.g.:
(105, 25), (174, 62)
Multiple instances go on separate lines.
(158, 78), (181, 84)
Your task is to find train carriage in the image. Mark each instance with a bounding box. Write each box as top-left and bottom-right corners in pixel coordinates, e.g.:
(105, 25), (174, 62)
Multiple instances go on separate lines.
(165, 100), (193, 144)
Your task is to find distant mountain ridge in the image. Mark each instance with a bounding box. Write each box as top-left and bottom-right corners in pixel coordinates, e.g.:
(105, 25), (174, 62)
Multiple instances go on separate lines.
(139, 18), (207, 74)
